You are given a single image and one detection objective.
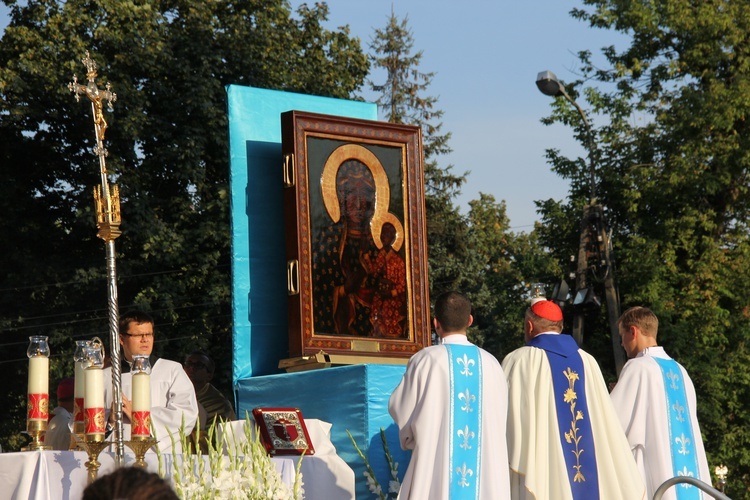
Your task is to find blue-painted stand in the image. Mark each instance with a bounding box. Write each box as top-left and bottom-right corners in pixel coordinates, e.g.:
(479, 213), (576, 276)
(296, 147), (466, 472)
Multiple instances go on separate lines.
(236, 364), (409, 499)
(227, 85), (410, 498)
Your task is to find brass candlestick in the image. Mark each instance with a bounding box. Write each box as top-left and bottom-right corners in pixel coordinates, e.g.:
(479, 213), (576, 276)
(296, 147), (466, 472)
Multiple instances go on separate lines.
(125, 436), (157, 468)
(22, 419), (51, 451)
(79, 435), (109, 483)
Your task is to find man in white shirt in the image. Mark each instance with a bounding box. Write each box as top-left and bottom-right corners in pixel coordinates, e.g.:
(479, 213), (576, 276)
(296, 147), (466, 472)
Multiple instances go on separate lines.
(104, 310), (199, 453)
(502, 299), (645, 499)
(388, 291), (510, 499)
(610, 306), (711, 499)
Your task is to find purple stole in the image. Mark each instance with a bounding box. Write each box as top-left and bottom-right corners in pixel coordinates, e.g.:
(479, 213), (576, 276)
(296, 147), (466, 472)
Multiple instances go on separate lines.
(527, 334), (600, 499)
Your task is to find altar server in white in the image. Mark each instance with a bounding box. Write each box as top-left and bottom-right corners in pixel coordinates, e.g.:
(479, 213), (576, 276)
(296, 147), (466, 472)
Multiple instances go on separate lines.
(104, 310), (199, 453)
(502, 300), (645, 500)
(610, 306), (711, 499)
(389, 291), (511, 499)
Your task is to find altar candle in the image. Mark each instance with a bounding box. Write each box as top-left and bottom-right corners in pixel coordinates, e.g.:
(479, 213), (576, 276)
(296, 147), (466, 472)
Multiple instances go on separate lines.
(84, 367), (105, 436)
(131, 372), (151, 437)
(27, 355), (49, 421)
(74, 360), (85, 427)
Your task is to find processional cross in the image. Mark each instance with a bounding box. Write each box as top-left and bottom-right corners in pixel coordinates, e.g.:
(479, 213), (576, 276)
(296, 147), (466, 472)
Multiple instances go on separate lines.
(69, 51), (126, 465)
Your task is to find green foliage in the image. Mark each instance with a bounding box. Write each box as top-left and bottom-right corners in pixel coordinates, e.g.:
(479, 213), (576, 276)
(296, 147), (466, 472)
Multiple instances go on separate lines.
(0, 0), (368, 451)
(540, 0), (750, 493)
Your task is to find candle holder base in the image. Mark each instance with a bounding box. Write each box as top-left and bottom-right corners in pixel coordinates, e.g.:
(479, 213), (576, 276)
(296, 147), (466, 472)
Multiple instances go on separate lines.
(125, 437), (156, 468)
(79, 436), (109, 483)
(21, 421), (51, 451)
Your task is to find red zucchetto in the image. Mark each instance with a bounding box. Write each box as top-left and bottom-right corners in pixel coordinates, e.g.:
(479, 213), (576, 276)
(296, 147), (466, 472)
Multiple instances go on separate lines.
(531, 300), (563, 321)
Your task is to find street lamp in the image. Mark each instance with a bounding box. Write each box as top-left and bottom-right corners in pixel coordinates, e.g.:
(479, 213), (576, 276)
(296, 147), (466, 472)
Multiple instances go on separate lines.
(536, 70), (597, 202)
(536, 70), (626, 375)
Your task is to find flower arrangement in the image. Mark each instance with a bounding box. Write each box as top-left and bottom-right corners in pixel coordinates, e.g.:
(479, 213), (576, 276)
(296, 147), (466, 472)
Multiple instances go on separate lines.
(347, 427), (400, 499)
(158, 417), (304, 499)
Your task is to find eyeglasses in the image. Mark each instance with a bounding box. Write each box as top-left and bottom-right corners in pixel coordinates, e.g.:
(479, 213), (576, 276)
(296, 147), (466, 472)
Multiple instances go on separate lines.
(184, 361), (207, 370)
(121, 332), (154, 340)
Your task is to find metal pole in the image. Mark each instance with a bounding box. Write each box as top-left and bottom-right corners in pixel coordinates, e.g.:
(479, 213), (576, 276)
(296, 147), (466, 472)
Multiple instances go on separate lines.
(69, 51), (124, 466)
(104, 238), (124, 462)
(593, 205), (626, 375)
(571, 206), (590, 345)
(652, 476), (731, 500)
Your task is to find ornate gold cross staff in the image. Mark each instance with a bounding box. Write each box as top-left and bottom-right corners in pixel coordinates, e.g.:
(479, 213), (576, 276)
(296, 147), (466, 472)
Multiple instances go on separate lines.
(69, 51), (125, 466)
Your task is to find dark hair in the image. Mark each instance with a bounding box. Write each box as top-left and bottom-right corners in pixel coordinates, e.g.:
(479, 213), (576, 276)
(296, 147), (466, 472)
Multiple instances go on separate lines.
(119, 310), (155, 336)
(434, 291), (472, 333)
(82, 467), (178, 500)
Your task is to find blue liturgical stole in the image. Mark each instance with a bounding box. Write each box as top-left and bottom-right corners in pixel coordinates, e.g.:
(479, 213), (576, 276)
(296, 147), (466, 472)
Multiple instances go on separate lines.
(654, 357), (701, 499)
(445, 344), (482, 500)
(527, 334), (600, 499)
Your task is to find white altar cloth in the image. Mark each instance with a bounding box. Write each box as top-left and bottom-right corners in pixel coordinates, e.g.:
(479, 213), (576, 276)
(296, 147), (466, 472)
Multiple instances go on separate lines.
(0, 420), (354, 500)
(0, 450), (294, 500)
(219, 418), (356, 500)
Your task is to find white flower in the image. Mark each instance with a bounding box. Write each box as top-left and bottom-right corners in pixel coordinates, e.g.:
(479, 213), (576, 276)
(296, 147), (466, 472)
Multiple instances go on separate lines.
(389, 479), (400, 494)
(163, 418), (304, 500)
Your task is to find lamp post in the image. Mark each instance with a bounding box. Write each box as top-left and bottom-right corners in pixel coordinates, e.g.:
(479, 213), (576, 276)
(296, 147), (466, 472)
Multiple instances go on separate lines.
(536, 70), (626, 375)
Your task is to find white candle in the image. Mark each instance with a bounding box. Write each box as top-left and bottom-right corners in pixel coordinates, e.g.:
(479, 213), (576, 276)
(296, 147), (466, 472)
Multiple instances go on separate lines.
(84, 366), (105, 435)
(84, 367), (104, 409)
(131, 372), (151, 412)
(27, 356), (49, 422)
(27, 356), (49, 395)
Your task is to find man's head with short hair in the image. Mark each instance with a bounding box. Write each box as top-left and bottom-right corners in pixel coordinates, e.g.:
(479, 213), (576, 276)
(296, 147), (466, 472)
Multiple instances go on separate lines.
(119, 310), (155, 362)
(617, 306), (659, 358)
(617, 306), (658, 338)
(119, 310), (155, 335)
(434, 291), (472, 336)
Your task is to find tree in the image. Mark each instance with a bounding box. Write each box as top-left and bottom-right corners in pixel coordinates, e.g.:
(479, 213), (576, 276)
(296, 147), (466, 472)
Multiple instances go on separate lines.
(368, 12), (556, 353)
(538, 0), (750, 493)
(368, 11), (474, 302)
(0, 0), (368, 451)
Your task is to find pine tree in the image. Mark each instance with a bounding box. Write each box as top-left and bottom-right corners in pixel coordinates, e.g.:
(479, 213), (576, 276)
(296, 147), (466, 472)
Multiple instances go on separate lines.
(367, 12), (549, 354)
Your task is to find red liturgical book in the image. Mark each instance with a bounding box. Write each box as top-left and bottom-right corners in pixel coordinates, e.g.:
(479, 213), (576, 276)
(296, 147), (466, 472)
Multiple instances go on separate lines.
(252, 407), (315, 456)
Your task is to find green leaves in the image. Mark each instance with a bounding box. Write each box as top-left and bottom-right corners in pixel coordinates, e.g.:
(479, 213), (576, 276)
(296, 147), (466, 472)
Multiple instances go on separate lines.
(0, 0), (368, 451)
(543, 0), (750, 493)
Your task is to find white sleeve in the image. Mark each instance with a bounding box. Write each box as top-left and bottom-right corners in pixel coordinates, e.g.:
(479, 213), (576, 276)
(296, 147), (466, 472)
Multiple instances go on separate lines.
(150, 361), (199, 446)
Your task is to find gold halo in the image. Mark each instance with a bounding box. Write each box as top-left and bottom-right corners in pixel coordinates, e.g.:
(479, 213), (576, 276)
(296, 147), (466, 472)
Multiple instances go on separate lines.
(321, 144), (404, 251)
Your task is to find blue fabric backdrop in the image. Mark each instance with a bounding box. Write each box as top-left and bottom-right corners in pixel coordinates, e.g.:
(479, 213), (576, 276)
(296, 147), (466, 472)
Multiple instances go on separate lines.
(226, 85), (377, 381)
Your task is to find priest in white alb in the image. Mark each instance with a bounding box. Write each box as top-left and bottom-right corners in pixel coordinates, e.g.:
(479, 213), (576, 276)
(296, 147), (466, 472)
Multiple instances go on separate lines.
(610, 306), (711, 499)
(389, 291), (511, 499)
(104, 310), (199, 453)
(502, 299), (645, 500)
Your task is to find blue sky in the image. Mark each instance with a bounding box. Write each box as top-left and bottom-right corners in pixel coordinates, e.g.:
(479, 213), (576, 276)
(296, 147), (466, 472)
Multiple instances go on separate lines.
(1, 1), (628, 229)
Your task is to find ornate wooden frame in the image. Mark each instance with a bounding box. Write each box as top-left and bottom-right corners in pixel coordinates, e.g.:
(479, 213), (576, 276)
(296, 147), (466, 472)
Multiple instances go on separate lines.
(281, 110), (430, 362)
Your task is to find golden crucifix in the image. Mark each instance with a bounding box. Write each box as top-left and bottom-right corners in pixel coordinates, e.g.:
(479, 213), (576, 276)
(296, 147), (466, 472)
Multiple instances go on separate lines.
(69, 51), (125, 466)
(69, 51), (121, 241)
